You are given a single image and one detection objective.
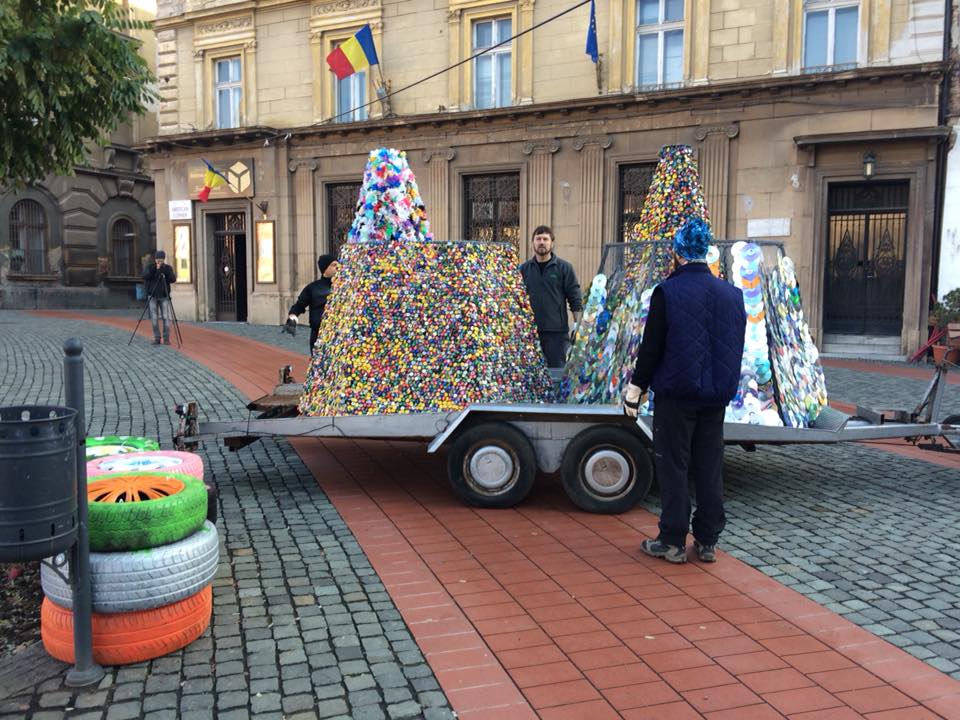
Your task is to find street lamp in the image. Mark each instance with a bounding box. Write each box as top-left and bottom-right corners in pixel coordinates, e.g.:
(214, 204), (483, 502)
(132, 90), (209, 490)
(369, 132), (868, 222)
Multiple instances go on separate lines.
(863, 151), (877, 179)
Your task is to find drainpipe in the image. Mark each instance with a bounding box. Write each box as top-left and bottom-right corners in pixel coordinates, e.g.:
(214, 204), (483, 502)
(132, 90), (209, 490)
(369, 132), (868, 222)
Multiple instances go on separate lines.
(930, 0), (954, 302)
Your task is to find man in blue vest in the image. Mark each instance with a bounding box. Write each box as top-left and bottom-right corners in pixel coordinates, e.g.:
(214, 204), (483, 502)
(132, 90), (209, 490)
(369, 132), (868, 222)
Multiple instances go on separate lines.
(623, 218), (746, 563)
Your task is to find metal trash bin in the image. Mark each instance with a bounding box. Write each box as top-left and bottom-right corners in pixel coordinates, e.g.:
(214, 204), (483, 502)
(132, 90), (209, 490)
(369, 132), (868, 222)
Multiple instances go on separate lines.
(0, 405), (79, 562)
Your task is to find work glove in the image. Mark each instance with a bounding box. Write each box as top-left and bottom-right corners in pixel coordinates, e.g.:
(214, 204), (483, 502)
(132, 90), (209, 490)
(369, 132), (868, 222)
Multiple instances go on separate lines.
(283, 315), (298, 337)
(623, 382), (645, 418)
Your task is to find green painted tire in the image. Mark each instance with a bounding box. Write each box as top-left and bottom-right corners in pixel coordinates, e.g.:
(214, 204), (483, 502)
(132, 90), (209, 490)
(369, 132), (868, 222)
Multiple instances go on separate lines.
(85, 435), (160, 461)
(87, 472), (207, 551)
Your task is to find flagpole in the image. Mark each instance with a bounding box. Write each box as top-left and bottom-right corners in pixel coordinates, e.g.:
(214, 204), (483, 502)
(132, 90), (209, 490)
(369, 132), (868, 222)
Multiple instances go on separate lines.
(375, 63), (393, 117)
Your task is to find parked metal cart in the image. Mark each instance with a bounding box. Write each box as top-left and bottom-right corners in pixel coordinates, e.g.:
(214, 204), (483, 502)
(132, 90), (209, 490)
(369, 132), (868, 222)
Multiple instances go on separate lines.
(174, 361), (952, 515)
(174, 239), (954, 514)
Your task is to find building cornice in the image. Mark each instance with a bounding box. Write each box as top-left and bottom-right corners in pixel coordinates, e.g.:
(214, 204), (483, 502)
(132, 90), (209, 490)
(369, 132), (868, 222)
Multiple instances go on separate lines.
(795, 126), (951, 148)
(139, 61), (948, 154)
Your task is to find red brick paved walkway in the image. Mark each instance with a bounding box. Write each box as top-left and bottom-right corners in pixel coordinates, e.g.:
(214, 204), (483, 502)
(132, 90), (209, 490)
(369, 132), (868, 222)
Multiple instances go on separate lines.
(37, 312), (960, 719)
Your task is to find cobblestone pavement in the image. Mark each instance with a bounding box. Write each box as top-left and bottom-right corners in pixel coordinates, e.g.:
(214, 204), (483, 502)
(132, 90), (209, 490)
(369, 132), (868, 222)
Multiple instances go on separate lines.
(201, 318), (960, 681)
(0, 311), (454, 720)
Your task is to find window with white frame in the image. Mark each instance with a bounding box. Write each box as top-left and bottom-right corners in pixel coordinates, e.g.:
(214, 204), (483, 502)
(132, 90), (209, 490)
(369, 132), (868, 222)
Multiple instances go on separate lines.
(635, 0), (684, 89)
(336, 70), (368, 122)
(214, 57), (242, 129)
(803, 0), (859, 70)
(473, 17), (512, 109)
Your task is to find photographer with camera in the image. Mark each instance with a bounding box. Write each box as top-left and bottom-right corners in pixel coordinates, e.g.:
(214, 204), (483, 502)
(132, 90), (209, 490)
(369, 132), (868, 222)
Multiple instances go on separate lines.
(142, 250), (177, 346)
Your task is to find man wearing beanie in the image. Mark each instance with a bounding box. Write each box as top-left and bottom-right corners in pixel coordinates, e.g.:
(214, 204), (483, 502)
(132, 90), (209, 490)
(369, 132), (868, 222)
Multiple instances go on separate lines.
(287, 253), (340, 353)
(141, 249), (177, 345)
(623, 218), (746, 564)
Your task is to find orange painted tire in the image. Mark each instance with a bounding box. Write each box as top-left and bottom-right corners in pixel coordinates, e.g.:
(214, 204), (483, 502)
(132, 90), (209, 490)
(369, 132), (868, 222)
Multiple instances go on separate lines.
(41, 586), (211, 666)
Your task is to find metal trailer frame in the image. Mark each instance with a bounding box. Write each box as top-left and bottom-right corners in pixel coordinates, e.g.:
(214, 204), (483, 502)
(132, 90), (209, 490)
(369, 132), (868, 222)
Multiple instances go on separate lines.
(174, 362), (951, 515)
(174, 237), (953, 513)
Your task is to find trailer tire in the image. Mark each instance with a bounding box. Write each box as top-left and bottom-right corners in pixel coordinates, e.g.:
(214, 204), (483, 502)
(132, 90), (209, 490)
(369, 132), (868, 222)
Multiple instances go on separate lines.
(447, 422), (536, 508)
(560, 426), (652, 514)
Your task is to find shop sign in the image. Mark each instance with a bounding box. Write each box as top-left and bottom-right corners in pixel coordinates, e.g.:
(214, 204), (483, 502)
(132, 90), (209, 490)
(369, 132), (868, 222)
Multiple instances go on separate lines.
(188, 159), (256, 199)
(169, 200), (192, 220)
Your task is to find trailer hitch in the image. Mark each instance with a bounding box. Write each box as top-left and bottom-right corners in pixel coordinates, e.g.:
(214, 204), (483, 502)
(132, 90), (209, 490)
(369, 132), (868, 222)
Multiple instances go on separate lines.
(174, 401), (200, 451)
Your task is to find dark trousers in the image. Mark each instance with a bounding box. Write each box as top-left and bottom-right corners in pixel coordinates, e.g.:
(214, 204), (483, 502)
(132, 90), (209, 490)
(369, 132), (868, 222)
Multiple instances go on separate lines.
(538, 331), (570, 368)
(652, 396), (726, 548)
(309, 324), (320, 354)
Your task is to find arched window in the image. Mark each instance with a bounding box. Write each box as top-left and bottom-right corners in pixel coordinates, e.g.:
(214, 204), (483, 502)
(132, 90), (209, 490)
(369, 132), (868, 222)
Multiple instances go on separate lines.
(9, 199), (48, 273)
(110, 217), (137, 276)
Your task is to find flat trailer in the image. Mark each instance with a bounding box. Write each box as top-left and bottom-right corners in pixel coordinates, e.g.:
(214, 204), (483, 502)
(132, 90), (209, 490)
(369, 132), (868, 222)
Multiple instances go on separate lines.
(174, 363), (955, 515)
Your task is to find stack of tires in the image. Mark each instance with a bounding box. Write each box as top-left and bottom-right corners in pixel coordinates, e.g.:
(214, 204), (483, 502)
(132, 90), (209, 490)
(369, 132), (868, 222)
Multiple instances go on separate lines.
(40, 451), (218, 666)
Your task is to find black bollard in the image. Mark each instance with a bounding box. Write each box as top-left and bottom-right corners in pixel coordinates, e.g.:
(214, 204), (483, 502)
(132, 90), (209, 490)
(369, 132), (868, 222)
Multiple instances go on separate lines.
(63, 339), (104, 687)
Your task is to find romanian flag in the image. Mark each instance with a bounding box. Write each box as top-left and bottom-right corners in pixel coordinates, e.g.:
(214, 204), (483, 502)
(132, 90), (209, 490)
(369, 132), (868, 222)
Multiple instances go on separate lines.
(198, 160), (228, 202)
(326, 25), (379, 80)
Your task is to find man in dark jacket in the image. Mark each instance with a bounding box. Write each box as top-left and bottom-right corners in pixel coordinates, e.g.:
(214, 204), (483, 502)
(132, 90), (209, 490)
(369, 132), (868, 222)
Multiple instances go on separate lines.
(520, 226), (583, 367)
(287, 253), (340, 353)
(624, 218), (746, 564)
(142, 250), (177, 345)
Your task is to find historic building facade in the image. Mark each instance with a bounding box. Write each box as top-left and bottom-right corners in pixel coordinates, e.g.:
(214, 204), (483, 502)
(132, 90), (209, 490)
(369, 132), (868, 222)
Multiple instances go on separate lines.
(147, 0), (946, 356)
(0, 0), (159, 310)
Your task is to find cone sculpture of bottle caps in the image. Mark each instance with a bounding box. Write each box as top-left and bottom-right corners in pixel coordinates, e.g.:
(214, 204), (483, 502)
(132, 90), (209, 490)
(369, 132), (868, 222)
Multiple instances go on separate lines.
(763, 254), (829, 427)
(561, 145), (827, 426)
(298, 148), (552, 416)
(563, 144), (710, 404)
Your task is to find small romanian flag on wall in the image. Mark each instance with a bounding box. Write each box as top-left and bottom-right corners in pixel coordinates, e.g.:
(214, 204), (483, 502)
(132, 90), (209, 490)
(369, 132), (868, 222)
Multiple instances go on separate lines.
(326, 24), (379, 80)
(198, 160), (228, 202)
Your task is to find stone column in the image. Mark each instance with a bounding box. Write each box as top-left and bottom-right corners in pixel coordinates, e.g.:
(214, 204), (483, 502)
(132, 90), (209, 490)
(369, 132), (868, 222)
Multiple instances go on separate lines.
(422, 148), (456, 241)
(446, 9), (462, 110)
(574, 135), (612, 276)
(694, 124), (739, 240)
(772, 0), (791, 74)
(690, 0), (712, 84)
(517, 0), (535, 104)
(607, 0), (625, 91)
(522, 139), (560, 234)
(288, 159), (318, 292)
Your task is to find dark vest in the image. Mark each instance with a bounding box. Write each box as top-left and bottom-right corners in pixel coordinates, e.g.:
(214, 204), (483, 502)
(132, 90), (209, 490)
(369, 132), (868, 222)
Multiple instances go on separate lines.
(651, 263), (746, 406)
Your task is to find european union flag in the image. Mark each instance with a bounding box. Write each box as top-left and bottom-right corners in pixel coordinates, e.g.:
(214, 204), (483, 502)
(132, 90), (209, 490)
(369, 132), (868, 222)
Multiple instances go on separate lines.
(585, 0), (599, 63)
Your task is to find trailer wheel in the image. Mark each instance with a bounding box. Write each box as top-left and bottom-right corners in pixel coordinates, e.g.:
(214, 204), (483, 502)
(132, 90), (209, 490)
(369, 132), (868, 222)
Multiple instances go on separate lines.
(447, 423), (536, 508)
(560, 427), (652, 514)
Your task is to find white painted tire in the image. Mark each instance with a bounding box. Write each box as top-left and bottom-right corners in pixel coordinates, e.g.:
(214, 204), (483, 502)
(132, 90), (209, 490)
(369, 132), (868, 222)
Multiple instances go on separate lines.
(87, 450), (204, 480)
(41, 521), (219, 613)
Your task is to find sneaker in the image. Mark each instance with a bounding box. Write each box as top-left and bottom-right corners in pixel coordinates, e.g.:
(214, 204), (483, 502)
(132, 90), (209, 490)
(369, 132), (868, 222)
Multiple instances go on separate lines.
(693, 540), (717, 563)
(640, 538), (687, 564)
(152, 338), (161, 345)
(163, 338), (171, 345)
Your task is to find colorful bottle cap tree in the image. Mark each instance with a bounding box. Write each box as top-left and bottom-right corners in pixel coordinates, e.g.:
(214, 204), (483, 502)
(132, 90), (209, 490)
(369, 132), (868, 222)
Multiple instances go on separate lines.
(299, 148), (551, 416)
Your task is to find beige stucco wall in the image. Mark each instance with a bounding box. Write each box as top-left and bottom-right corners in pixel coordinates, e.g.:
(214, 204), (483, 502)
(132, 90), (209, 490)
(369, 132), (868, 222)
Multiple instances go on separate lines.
(150, 73), (942, 348)
(154, 0), (945, 135)
(148, 0), (946, 349)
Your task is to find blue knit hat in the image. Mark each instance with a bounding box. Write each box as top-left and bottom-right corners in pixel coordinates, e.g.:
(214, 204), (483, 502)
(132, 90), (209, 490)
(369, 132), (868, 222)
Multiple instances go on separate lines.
(673, 218), (712, 261)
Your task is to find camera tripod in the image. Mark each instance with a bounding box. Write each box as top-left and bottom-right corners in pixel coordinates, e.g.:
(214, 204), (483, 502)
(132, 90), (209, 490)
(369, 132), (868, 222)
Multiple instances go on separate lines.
(129, 269), (183, 348)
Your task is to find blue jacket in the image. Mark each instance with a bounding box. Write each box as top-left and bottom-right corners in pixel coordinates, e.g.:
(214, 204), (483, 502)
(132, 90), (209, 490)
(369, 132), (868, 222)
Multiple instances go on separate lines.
(633, 263), (746, 406)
